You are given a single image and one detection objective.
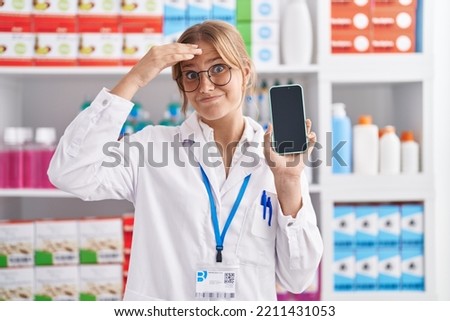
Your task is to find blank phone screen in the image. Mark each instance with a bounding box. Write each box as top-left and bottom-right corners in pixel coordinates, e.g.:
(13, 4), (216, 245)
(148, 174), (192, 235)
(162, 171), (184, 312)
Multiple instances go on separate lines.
(269, 84), (308, 154)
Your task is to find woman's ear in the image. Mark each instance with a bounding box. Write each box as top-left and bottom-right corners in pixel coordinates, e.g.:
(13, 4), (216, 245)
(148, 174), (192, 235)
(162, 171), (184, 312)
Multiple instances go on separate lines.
(242, 59), (252, 88)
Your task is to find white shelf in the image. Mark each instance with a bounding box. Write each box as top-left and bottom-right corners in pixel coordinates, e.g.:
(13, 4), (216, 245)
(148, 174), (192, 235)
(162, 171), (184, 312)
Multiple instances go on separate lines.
(0, 186), (321, 197)
(0, 66), (133, 77)
(0, 64), (319, 78)
(321, 174), (432, 194)
(321, 54), (432, 82)
(0, 0), (439, 301)
(0, 189), (75, 198)
(323, 291), (435, 301)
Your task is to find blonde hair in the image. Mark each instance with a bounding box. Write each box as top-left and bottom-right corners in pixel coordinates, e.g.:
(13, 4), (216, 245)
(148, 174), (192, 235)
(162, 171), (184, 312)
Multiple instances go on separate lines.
(172, 20), (257, 113)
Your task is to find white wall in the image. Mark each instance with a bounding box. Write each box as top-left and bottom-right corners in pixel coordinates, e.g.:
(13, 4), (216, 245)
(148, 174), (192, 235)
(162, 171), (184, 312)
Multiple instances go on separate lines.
(433, 0), (450, 300)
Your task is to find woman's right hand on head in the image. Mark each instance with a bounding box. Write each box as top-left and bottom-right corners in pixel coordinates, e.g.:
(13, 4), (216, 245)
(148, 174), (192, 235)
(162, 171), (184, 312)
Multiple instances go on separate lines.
(128, 43), (202, 89)
(111, 43), (202, 100)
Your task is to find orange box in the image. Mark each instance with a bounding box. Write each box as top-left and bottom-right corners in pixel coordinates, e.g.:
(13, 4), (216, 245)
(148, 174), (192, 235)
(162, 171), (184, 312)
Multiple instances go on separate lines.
(371, 6), (416, 33)
(372, 30), (415, 53)
(331, 0), (371, 10)
(373, 0), (417, 9)
(331, 6), (371, 31)
(332, 29), (372, 54)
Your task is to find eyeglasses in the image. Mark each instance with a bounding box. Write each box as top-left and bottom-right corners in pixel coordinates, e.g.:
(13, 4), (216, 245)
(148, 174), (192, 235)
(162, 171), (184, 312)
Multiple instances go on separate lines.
(177, 63), (232, 93)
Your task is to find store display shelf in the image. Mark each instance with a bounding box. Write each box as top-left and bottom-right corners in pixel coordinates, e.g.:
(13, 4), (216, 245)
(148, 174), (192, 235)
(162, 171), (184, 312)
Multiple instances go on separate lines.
(321, 54), (432, 83)
(0, 64), (319, 78)
(323, 291), (435, 301)
(321, 173), (431, 194)
(0, 186), (320, 198)
(0, 189), (76, 198)
(0, 66), (134, 77)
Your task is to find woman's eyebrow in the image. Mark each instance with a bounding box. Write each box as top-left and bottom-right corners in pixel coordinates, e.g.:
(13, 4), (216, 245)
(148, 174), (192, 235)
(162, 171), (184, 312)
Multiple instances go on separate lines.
(181, 57), (224, 70)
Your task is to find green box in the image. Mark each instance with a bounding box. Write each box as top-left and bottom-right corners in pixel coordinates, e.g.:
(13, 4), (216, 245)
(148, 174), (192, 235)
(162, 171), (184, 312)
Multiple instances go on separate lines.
(236, 21), (251, 43)
(236, 0), (251, 21)
(244, 43), (252, 58)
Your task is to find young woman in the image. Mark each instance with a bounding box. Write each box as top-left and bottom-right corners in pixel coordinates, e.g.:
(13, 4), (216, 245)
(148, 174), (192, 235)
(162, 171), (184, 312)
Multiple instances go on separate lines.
(48, 20), (323, 300)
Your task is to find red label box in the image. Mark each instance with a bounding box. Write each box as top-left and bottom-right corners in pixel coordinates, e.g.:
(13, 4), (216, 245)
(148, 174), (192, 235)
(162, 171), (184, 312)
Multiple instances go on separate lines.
(373, 0), (417, 9)
(371, 6), (416, 52)
(332, 29), (372, 53)
(331, 3), (372, 53)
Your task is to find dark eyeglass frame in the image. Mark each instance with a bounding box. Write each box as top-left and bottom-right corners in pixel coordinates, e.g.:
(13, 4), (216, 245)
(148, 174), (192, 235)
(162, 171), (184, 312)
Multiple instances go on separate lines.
(176, 63), (232, 93)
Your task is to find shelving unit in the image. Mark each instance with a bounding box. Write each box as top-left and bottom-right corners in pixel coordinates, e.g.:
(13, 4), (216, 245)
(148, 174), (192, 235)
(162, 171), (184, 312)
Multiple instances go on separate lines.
(0, 0), (437, 300)
(0, 189), (75, 198)
(317, 0), (435, 300)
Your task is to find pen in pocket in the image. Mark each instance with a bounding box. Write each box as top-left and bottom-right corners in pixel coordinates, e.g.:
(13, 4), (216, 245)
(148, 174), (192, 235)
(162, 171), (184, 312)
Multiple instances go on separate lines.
(260, 190), (273, 226)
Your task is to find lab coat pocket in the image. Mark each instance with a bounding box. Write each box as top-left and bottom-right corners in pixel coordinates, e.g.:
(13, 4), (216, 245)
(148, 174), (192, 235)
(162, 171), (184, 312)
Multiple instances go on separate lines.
(251, 195), (278, 241)
(236, 192), (277, 267)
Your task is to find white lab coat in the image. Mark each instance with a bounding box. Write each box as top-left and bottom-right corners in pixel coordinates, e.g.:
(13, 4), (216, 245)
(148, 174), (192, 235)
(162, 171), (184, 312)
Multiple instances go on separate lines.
(48, 88), (323, 300)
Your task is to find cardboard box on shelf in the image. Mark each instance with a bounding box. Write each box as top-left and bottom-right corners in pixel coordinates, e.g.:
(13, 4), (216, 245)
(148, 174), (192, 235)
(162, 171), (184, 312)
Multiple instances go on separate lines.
(122, 20), (163, 66)
(79, 264), (123, 301)
(78, 217), (123, 264)
(32, 0), (77, 32)
(0, 221), (34, 268)
(34, 265), (79, 301)
(34, 219), (79, 266)
(0, 267), (34, 301)
(332, 29), (372, 53)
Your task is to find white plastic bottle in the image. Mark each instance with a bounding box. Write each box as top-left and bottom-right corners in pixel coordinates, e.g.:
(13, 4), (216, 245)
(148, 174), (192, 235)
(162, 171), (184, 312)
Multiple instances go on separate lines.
(35, 127), (57, 188)
(257, 79), (270, 127)
(332, 103), (352, 174)
(243, 93), (259, 121)
(379, 126), (401, 175)
(353, 115), (379, 175)
(281, 0), (313, 65)
(400, 130), (419, 174)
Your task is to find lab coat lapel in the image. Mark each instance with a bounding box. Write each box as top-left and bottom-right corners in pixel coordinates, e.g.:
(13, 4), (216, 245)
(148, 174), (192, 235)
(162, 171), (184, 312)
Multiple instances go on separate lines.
(220, 117), (266, 197)
(180, 113), (221, 201)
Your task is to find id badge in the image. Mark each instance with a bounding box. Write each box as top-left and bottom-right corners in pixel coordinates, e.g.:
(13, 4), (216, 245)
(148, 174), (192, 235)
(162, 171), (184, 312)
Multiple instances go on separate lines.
(195, 265), (238, 300)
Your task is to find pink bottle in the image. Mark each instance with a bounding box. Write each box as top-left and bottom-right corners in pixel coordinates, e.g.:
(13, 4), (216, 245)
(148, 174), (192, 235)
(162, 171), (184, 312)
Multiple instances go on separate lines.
(0, 139), (7, 188)
(22, 128), (36, 188)
(3, 127), (27, 188)
(35, 127), (57, 188)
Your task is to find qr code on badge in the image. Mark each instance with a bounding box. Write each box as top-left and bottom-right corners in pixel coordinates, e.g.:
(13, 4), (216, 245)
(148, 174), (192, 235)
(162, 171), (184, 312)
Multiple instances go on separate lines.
(224, 272), (235, 284)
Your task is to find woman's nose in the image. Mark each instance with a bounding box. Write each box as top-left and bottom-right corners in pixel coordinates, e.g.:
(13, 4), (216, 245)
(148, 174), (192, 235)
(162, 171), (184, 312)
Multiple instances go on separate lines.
(198, 72), (215, 93)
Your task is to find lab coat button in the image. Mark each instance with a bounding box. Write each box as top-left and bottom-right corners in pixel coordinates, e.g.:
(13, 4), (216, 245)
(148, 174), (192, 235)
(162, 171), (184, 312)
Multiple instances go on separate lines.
(102, 99), (109, 106)
(287, 222), (294, 227)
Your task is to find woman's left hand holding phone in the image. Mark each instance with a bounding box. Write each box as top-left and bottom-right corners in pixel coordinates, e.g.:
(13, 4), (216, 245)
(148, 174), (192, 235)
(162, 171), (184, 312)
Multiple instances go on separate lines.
(263, 119), (316, 217)
(111, 43), (203, 101)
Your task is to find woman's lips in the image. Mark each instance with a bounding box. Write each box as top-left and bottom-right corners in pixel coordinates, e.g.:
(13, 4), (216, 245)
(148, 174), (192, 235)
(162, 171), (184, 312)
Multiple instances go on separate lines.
(198, 95), (222, 103)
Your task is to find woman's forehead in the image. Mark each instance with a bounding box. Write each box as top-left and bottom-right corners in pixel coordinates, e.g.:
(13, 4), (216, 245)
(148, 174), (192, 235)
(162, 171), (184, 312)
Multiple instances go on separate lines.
(181, 41), (224, 68)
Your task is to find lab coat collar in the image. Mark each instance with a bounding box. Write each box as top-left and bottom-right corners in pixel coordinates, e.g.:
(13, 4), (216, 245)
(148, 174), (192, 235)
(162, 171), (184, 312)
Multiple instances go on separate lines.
(179, 112), (265, 197)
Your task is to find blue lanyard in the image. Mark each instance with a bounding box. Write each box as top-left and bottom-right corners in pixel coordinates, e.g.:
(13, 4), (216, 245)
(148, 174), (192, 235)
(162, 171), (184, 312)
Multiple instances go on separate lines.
(200, 167), (251, 263)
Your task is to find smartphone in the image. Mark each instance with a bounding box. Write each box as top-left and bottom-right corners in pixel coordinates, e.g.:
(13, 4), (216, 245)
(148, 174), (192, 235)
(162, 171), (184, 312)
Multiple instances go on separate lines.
(269, 84), (308, 154)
